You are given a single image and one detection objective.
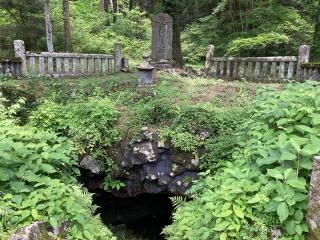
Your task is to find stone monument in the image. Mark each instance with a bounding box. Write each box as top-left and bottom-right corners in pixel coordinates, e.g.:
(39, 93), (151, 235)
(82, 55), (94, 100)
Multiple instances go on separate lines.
(151, 13), (173, 68)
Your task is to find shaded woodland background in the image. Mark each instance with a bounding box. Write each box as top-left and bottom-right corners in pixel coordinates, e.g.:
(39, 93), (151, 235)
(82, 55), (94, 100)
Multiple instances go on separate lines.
(0, 0), (319, 65)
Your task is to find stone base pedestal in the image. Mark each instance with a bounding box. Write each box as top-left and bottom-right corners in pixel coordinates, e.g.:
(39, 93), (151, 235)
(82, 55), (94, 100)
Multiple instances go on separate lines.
(151, 60), (174, 69)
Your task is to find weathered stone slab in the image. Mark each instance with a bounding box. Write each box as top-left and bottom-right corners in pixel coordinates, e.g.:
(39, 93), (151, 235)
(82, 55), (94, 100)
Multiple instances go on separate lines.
(14, 40), (27, 76)
(151, 13), (173, 65)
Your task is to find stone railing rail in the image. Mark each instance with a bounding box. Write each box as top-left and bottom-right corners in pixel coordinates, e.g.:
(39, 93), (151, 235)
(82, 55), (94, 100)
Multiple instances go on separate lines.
(204, 45), (311, 82)
(0, 58), (23, 77)
(300, 63), (320, 81)
(26, 52), (114, 77)
(1, 40), (125, 78)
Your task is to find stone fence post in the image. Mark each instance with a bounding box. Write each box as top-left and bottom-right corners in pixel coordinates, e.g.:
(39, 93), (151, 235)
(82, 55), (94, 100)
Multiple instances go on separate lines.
(297, 45), (310, 79)
(14, 40), (27, 76)
(307, 156), (320, 240)
(204, 44), (214, 76)
(114, 43), (122, 73)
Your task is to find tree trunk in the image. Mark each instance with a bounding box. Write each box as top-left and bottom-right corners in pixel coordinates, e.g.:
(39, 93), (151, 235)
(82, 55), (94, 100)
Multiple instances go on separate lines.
(63, 0), (72, 52)
(172, 22), (184, 66)
(99, 0), (105, 15)
(44, 0), (54, 52)
(129, 0), (134, 10)
(311, 1), (320, 61)
(111, 0), (117, 22)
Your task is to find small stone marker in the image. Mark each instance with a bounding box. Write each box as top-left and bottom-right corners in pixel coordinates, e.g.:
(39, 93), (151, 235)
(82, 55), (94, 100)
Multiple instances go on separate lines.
(13, 40), (27, 76)
(297, 45), (310, 79)
(151, 13), (173, 68)
(138, 55), (154, 85)
(114, 43), (122, 73)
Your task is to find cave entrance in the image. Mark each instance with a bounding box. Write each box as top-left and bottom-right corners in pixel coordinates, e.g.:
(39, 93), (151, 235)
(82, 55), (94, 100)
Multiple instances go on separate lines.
(93, 192), (174, 240)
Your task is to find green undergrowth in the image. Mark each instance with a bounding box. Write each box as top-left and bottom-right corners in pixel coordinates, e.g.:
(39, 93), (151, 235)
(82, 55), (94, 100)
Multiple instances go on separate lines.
(0, 72), (278, 239)
(163, 82), (320, 240)
(0, 94), (115, 239)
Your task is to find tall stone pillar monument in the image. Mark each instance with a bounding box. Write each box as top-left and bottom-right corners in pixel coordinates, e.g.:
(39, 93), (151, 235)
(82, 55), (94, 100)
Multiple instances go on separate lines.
(151, 13), (173, 68)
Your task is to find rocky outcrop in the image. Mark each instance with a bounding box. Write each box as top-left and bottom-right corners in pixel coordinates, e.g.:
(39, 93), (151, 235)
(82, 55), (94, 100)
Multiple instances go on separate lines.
(81, 128), (200, 197)
(9, 221), (70, 240)
(10, 222), (52, 240)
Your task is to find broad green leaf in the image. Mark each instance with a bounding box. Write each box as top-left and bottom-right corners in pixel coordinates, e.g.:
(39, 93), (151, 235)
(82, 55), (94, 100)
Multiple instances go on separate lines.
(265, 201), (279, 212)
(287, 179), (306, 191)
(233, 206), (244, 219)
(277, 119), (289, 125)
(296, 224), (303, 235)
(214, 221), (229, 231)
(293, 192), (307, 202)
(220, 233), (227, 240)
(310, 135), (320, 147)
(311, 113), (320, 125)
(285, 219), (296, 235)
(284, 169), (297, 181)
(12, 194), (23, 205)
(301, 144), (319, 156)
(219, 210), (233, 217)
(41, 164), (57, 174)
(84, 230), (94, 240)
(300, 157), (313, 170)
(50, 216), (58, 228)
(267, 169), (283, 180)
(277, 202), (289, 223)
(280, 151), (297, 161)
(295, 125), (314, 134)
(0, 167), (12, 181)
(289, 139), (301, 152)
(31, 209), (39, 219)
(295, 210), (304, 222)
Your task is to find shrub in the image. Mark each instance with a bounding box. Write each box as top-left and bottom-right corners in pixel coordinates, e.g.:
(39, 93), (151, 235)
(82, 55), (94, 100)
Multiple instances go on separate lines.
(160, 104), (241, 154)
(29, 97), (120, 168)
(164, 82), (320, 240)
(1, 181), (115, 240)
(0, 96), (115, 239)
(225, 33), (289, 57)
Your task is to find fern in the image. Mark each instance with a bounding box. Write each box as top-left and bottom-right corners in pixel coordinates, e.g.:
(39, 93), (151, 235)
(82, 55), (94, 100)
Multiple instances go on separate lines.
(170, 196), (186, 210)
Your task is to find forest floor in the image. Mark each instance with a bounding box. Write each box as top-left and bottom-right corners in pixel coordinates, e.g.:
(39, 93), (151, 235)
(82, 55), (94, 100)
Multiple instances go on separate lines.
(0, 70), (280, 105)
(0, 70), (283, 141)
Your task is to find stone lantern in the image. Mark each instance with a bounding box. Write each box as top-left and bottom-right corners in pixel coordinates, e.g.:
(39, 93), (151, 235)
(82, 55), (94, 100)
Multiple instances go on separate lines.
(137, 55), (155, 85)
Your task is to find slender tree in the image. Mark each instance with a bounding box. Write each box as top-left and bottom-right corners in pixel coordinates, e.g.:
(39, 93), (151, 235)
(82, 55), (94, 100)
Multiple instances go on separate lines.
(99, 0), (105, 15)
(311, 0), (320, 61)
(44, 0), (54, 52)
(63, 0), (72, 52)
(160, 0), (218, 66)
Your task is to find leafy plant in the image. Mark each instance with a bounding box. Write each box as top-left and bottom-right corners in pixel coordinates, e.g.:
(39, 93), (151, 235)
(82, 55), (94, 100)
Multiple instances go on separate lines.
(1, 181), (115, 240)
(0, 95), (115, 239)
(29, 97), (120, 166)
(164, 82), (320, 240)
(103, 178), (125, 191)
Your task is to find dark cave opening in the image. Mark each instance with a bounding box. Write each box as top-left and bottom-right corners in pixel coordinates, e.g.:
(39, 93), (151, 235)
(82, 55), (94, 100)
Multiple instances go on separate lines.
(93, 191), (174, 240)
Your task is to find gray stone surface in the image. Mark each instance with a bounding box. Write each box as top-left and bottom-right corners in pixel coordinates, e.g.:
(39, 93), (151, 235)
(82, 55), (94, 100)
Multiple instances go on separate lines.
(80, 127), (200, 197)
(10, 221), (69, 240)
(80, 155), (104, 175)
(204, 45), (214, 75)
(114, 43), (122, 73)
(10, 222), (53, 240)
(151, 13), (173, 65)
(269, 229), (282, 240)
(14, 40), (27, 76)
(138, 56), (155, 85)
(307, 156), (320, 240)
